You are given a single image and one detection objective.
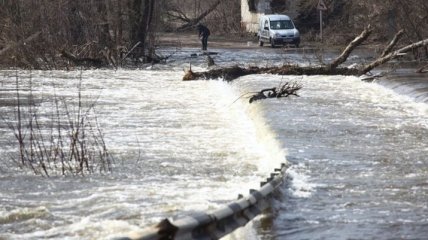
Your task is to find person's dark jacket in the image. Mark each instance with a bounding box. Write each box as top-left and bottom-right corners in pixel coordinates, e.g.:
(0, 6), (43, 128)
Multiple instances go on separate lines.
(197, 24), (210, 38)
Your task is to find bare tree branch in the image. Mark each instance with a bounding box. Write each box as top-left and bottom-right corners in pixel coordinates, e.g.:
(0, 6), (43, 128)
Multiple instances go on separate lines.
(328, 25), (373, 70)
(249, 82), (302, 103)
(380, 29), (404, 58)
(176, 0), (223, 31)
(361, 39), (428, 74)
(166, 7), (191, 22)
(416, 64), (428, 73)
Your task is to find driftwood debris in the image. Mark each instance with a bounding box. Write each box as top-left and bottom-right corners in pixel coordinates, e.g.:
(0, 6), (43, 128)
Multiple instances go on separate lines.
(416, 64), (428, 73)
(60, 50), (104, 68)
(182, 26), (428, 81)
(248, 82), (302, 103)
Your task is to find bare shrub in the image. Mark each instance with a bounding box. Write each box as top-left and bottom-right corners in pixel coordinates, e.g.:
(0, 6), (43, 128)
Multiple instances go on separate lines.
(4, 72), (113, 176)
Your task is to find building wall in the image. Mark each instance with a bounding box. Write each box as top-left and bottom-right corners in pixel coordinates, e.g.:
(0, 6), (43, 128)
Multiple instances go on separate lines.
(241, 0), (272, 32)
(241, 0), (299, 33)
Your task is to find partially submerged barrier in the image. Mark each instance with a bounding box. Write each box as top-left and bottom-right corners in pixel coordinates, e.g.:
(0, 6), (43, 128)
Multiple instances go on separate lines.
(115, 163), (287, 240)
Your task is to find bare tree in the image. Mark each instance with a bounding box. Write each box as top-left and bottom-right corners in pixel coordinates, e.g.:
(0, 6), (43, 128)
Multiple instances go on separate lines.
(0, 0), (164, 68)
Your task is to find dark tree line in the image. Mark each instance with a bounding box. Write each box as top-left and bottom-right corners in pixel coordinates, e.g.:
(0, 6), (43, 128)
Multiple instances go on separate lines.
(0, 0), (164, 69)
(296, 0), (428, 52)
(1, 0), (426, 69)
(0, 0), (241, 69)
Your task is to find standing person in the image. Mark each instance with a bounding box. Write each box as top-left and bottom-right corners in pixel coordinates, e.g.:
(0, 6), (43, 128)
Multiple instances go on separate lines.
(197, 24), (210, 51)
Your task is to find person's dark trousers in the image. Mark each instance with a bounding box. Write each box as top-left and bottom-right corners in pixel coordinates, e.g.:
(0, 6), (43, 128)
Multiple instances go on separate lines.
(201, 36), (208, 50)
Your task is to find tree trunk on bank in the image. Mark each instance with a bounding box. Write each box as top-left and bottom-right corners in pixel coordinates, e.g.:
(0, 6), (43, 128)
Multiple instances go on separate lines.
(68, 1), (85, 45)
(95, 0), (112, 48)
(129, 0), (155, 60)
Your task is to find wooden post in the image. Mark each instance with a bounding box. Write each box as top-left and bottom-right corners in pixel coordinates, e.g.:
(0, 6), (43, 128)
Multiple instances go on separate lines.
(320, 10), (323, 42)
(317, 0), (327, 42)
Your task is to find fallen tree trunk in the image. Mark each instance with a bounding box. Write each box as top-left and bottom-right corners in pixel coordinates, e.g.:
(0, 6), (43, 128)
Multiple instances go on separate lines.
(183, 65), (360, 81)
(380, 30), (404, 58)
(182, 26), (428, 81)
(328, 25), (372, 70)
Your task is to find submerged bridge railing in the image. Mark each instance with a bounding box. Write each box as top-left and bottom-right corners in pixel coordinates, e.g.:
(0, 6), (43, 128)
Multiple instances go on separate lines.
(115, 163), (287, 240)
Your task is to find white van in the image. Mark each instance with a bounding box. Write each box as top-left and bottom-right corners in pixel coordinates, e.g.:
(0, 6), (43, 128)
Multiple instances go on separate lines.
(258, 14), (300, 48)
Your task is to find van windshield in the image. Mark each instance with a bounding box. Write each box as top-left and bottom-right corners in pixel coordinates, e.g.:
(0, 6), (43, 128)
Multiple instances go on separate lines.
(270, 20), (294, 30)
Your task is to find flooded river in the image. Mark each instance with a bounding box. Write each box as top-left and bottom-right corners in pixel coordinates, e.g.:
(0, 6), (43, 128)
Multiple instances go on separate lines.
(0, 48), (427, 239)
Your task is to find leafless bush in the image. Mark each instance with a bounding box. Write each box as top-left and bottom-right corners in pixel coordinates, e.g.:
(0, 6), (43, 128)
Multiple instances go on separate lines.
(3, 72), (113, 176)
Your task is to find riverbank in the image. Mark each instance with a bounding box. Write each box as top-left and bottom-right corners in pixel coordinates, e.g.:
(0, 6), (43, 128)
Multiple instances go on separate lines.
(156, 32), (383, 50)
(157, 32), (343, 50)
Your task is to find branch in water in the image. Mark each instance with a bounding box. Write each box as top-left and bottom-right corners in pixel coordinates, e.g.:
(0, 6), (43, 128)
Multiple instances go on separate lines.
(249, 82), (302, 103)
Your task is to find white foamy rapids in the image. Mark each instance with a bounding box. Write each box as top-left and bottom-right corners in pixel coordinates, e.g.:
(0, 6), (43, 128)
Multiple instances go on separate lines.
(242, 73), (428, 239)
(373, 69), (428, 104)
(231, 75), (314, 197)
(284, 163), (317, 198)
(0, 69), (288, 239)
(227, 83), (288, 175)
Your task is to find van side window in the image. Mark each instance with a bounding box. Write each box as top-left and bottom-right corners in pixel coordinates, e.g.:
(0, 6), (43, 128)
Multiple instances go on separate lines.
(264, 20), (269, 29)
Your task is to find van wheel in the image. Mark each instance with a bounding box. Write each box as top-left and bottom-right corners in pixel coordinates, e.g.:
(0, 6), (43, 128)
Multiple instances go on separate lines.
(270, 38), (275, 48)
(295, 43), (300, 48)
(259, 38), (264, 47)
